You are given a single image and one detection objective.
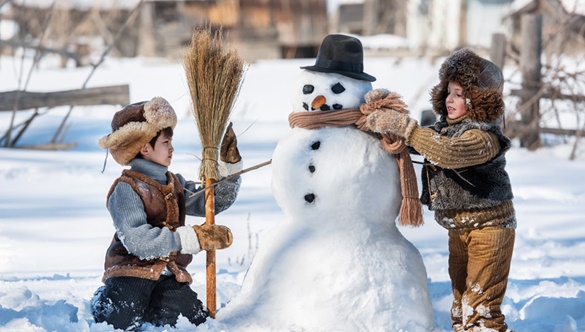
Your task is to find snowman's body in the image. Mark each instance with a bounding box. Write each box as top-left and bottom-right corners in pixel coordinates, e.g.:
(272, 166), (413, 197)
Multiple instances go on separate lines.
(219, 71), (435, 331)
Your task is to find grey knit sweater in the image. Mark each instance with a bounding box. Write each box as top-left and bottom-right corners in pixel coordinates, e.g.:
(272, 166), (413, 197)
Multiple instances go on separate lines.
(107, 158), (241, 261)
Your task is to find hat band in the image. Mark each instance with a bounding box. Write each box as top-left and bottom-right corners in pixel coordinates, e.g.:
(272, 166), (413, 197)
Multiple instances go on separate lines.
(315, 58), (364, 74)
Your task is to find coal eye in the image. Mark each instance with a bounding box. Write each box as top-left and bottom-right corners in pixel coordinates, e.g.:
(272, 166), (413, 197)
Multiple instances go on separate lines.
(303, 85), (314, 94)
(331, 83), (345, 94)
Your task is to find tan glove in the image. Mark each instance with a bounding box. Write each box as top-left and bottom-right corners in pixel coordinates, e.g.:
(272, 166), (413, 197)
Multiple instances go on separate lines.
(193, 224), (233, 251)
(366, 108), (417, 138)
(220, 122), (242, 164)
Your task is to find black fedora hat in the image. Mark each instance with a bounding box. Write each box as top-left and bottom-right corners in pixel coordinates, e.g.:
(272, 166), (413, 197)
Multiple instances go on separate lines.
(301, 34), (376, 82)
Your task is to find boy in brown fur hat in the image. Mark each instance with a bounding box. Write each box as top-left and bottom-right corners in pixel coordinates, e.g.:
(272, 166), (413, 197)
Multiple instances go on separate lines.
(90, 97), (242, 330)
(362, 49), (515, 332)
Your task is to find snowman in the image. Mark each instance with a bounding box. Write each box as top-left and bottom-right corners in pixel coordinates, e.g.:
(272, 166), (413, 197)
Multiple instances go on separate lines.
(219, 34), (435, 331)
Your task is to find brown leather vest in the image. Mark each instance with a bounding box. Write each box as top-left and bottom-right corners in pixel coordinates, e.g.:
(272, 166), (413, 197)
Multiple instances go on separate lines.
(102, 169), (193, 284)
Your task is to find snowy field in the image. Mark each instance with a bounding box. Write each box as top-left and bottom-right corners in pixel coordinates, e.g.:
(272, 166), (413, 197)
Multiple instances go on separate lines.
(1, 50), (585, 332)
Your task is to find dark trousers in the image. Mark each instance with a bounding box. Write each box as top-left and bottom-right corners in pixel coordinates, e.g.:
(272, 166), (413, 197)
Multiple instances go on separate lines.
(91, 275), (208, 330)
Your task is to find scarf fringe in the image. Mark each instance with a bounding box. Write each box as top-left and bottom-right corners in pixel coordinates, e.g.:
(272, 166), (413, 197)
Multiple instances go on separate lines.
(393, 147), (424, 227)
(399, 197), (424, 227)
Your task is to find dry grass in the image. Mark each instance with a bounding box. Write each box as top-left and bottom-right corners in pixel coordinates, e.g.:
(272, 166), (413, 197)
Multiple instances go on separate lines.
(183, 27), (245, 181)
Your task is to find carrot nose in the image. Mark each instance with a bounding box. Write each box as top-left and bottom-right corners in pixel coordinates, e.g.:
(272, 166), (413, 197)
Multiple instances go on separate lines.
(311, 95), (326, 110)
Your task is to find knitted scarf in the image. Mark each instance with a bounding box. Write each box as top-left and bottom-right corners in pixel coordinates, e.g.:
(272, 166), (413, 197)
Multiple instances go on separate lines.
(288, 101), (423, 227)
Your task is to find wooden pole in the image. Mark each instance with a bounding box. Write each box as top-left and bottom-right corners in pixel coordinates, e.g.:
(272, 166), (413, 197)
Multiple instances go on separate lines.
(458, 0), (468, 46)
(204, 178), (217, 318)
(138, 2), (156, 57)
(490, 33), (507, 69)
(519, 14), (542, 149)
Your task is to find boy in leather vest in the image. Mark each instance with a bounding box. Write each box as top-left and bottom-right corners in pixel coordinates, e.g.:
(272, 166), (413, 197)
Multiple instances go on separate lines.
(91, 97), (242, 330)
(362, 49), (515, 332)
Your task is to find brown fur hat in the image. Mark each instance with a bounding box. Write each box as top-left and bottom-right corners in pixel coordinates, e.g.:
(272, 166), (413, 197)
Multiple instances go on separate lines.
(430, 48), (505, 123)
(99, 97), (177, 166)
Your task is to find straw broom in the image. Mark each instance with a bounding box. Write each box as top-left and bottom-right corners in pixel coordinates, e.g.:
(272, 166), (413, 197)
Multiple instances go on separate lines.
(183, 27), (244, 318)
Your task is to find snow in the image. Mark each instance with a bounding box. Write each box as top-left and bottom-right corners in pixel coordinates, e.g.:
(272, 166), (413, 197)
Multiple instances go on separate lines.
(356, 34), (410, 50)
(327, 0), (364, 14)
(562, 0), (585, 14)
(1, 48), (585, 331)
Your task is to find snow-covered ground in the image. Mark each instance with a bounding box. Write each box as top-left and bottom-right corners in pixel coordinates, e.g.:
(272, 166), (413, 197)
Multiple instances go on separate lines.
(1, 49), (585, 332)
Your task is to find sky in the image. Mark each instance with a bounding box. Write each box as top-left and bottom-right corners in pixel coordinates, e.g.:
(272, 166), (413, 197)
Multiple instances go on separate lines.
(1, 35), (585, 331)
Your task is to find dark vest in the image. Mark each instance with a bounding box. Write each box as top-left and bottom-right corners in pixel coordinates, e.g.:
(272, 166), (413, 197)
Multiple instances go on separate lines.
(420, 118), (514, 211)
(102, 170), (193, 284)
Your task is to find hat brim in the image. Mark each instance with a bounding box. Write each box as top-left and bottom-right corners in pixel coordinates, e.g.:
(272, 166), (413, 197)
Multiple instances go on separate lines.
(300, 65), (376, 82)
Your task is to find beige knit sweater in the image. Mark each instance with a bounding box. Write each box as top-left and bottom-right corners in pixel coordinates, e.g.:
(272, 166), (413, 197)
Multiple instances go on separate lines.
(405, 117), (501, 169)
(404, 116), (515, 229)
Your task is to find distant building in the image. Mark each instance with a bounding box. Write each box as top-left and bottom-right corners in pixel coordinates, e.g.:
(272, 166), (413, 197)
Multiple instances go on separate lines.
(332, 0), (407, 38)
(3, 0), (328, 63)
(6, 0), (581, 62)
(138, 0), (328, 61)
(406, 0), (514, 53)
(332, 0), (514, 56)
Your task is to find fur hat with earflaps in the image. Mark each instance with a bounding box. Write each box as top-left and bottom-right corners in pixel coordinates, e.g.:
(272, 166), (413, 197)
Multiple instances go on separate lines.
(99, 97), (177, 166)
(430, 48), (505, 123)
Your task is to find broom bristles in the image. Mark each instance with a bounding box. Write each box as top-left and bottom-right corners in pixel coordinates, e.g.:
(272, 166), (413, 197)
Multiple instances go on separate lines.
(183, 27), (245, 181)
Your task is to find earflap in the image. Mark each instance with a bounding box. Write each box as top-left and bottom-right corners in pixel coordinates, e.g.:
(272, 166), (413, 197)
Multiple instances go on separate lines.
(467, 86), (505, 123)
(430, 81), (448, 118)
(98, 116), (158, 166)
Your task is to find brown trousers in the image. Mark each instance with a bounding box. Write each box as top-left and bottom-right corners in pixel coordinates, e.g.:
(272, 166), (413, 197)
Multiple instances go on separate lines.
(448, 227), (515, 332)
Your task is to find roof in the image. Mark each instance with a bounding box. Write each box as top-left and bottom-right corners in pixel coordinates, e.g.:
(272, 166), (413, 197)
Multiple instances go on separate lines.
(509, 0), (585, 16)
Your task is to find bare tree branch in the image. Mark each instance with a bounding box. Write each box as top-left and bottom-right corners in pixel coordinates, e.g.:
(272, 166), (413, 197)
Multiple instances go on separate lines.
(50, 0), (144, 144)
(3, 1), (55, 147)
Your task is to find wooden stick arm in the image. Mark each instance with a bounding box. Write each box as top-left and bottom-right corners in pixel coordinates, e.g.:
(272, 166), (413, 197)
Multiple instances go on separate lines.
(187, 159), (272, 198)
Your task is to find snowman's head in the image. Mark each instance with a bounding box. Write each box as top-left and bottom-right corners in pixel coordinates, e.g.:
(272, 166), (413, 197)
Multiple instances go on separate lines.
(292, 70), (373, 113)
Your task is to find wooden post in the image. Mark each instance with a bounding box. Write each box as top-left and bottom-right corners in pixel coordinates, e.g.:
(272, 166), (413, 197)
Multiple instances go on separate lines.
(362, 0), (378, 35)
(490, 33), (506, 69)
(138, 2), (156, 57)
(459, 0), (468, 46)
(204, 178), (217, 318)
(519, 14), (542, 149)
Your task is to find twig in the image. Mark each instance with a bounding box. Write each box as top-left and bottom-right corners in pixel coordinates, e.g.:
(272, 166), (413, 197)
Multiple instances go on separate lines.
(0, 109), (50, 145)
(187, 159), (272, 198)
(5, 1), (55, 147)
(412, 160), (475, 187)
(0, 0), (13, 9)
(50, 0), (144, 144)
(10, 109), (40, 146)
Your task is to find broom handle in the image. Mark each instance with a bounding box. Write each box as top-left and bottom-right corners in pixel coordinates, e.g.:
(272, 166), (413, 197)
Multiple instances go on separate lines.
(204, 178), (217, 318)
